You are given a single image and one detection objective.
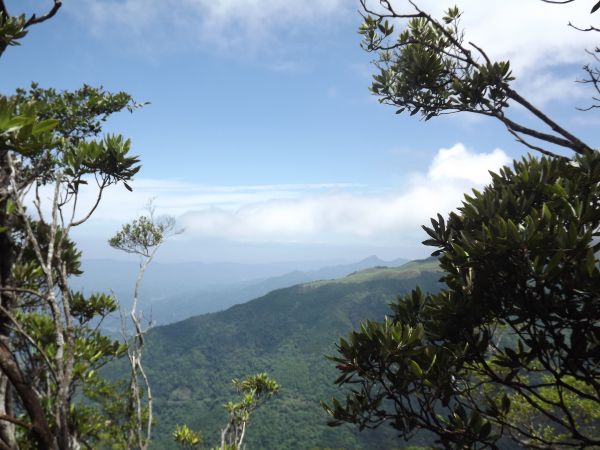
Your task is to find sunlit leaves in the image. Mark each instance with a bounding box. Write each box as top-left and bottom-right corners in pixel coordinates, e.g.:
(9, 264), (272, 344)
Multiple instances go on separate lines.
(174, 374), (279, 449)
(109, 214), (175, 257)
(172, 424), (202, 448)
(0, 12), (28, 49)
(1, 83), (143, 448)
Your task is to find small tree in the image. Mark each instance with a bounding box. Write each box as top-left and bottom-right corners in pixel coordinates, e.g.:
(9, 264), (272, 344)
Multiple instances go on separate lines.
(220, 373), (280, 450)
(109, 203), (180, 450)
(173, 373), (280, 450)
(172, 424), (202, 449)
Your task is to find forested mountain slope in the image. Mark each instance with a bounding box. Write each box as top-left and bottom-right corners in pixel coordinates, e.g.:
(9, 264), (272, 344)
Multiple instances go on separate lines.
(73, 255), (407, 327)
(141, 258), (442, 449)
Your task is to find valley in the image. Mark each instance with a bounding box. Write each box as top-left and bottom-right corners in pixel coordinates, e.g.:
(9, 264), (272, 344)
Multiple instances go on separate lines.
(134, 258), (442, 449)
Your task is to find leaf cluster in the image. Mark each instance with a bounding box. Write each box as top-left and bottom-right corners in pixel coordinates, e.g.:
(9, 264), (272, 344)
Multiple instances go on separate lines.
(109, 214), (176, 257)
(362, 7), (513, 121)
(172, 424), (203, 449)
(0, 12), (28, 49)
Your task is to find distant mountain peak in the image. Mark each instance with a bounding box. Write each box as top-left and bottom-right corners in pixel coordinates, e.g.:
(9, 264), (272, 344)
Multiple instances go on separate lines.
(359, 255), (383, 264)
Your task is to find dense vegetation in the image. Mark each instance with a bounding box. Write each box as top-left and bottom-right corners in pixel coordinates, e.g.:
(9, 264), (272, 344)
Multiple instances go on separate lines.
(131, 259), (442, 449)
(325, 2), (600, 449)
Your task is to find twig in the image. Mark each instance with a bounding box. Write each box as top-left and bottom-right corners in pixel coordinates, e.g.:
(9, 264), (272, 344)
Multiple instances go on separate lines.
(24, 1), (62, 28)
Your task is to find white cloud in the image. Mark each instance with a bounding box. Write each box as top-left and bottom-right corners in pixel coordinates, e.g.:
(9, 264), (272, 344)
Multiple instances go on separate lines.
(174, 143), (510, 243)
(75, 1), (597, 104)
(54, 181), (362, 226)
(37, 144), (509, 253)
(428, 145), (508, 185)
(74, 0), (349, 52)
(82, 0), (597, 71)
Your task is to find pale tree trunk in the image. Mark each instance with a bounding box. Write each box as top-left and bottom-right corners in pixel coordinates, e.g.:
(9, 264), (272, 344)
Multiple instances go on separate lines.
(0, 152), (17, 450)
(0, 374), (17, 450)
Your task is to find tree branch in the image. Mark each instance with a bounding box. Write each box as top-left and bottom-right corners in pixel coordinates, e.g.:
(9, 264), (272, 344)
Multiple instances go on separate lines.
(0, 414), (31, 430)
(505, 88), (593, 153)
(24, 1), (62, 28)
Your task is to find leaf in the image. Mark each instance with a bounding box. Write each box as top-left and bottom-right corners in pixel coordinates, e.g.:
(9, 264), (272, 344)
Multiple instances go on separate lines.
(5, 199), (15, 215)
(479, 420), (492, 439)
(32, 118), (59, 135)
(408, 360), (423, 377)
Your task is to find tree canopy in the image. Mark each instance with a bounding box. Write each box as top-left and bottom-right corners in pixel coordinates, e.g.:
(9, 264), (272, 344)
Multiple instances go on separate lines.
(325, 2), (600, 449)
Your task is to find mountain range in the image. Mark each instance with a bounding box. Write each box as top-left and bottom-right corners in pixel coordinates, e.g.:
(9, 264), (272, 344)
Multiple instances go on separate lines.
(134, 257), (442, 449)
(72, 255), (408, 327)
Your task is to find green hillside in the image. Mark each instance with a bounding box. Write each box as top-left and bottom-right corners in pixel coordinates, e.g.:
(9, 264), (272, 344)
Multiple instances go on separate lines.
(142, 257), (442, 449)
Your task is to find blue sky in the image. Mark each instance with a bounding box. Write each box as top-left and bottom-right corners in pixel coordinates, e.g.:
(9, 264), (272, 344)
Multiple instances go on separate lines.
(1, 0), (598, 263)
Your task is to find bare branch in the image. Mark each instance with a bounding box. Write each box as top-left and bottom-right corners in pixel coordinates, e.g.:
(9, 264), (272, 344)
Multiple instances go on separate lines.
(24, 1), (62, 28)
(505, 128), (567, 159)
(70, 177), (108, 227)
(569, 22), (600, 31)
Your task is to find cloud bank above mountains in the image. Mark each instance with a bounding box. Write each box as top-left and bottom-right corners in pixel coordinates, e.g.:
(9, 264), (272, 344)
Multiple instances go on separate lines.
(177, 144), (509, 243)
(73, 143), (509, 247)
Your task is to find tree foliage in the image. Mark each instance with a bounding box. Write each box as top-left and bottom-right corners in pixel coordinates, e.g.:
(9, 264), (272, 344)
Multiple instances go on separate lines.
(109, 204), (179, 450)
(0, 83), (142, 450)
(358, 0), (594, 157)
(220, 373), (280, 450)
(325, 2), (600, 449)
(325, 153), (600, 448)
(0, 4), (145, 449)
(0, 0), (62, 58)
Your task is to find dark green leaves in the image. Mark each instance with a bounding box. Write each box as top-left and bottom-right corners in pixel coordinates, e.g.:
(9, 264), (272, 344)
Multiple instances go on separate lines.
(327, 152), (600, 448)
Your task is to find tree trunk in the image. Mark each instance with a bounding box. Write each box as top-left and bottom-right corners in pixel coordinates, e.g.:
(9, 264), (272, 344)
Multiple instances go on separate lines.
(0, 345), (55, 449)
(0, 152), (17, 450)
(0, 374), (17, 450)
(0, 152), (54, 448)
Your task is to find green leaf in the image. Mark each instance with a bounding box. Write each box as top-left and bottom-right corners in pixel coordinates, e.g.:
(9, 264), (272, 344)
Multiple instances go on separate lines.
(408, 360), (423, 377)
(5, 199), (15, 215)
(32, 118), (59, 135)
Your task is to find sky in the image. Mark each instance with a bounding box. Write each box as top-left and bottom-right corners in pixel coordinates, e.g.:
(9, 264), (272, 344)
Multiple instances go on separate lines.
(0, 0), (598, 263)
